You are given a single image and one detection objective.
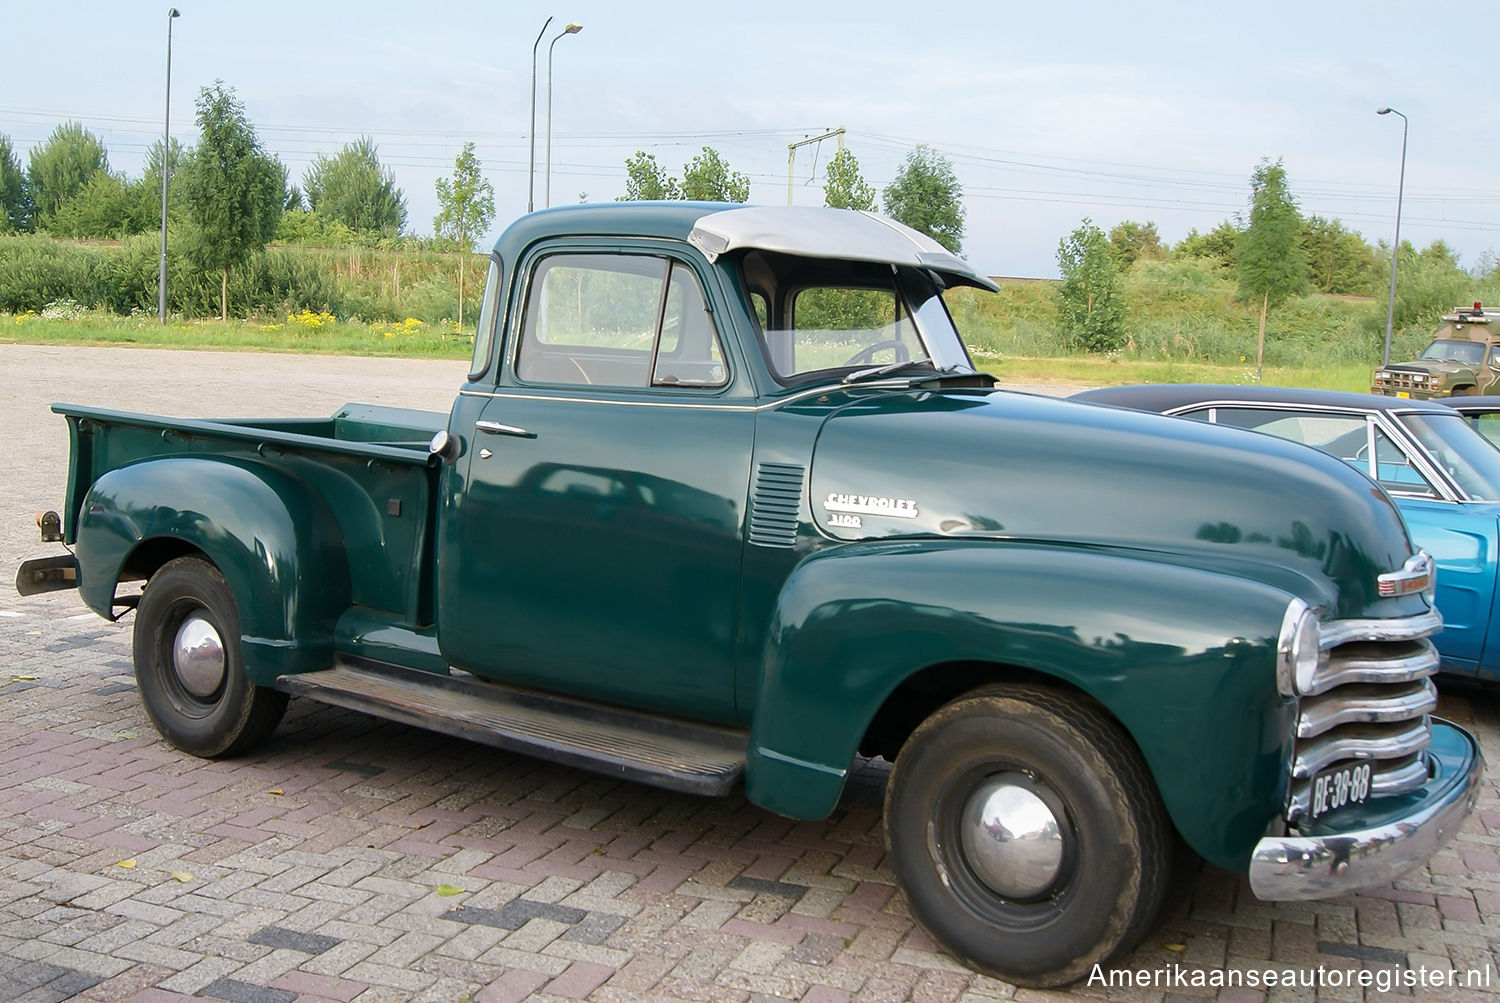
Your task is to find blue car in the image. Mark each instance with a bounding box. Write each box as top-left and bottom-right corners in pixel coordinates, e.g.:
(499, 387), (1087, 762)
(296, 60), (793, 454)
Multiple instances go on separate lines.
(1073, 385), (1500, 680)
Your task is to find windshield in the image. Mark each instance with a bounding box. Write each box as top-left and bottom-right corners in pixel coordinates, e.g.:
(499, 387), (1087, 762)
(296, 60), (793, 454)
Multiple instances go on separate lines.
(1399, 413), (1500, 500)
(1419, 339), (1486, 365)
(738, 251), (974, 384)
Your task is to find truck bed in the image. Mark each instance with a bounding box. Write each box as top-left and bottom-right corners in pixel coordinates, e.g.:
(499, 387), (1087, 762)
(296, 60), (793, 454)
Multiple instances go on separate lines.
(55, 401), (447, 625)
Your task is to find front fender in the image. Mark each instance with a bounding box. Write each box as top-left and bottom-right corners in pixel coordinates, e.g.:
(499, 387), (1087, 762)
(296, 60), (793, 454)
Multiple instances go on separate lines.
(75, 456), (350, 684)
(745, 540), (1300, 871)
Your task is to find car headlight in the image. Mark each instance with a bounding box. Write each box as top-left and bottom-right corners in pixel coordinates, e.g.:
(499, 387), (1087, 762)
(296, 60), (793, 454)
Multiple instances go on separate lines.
(1276, 598), (1323, 697)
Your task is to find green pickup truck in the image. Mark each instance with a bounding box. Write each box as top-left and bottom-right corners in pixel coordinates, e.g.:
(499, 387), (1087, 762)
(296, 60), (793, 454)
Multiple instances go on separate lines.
(18, 203), (1481, 986)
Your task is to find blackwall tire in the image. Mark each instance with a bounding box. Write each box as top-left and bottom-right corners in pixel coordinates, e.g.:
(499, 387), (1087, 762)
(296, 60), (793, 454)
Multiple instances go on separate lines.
(883, 684), (1171, 987)
(132, 555), (287, 758)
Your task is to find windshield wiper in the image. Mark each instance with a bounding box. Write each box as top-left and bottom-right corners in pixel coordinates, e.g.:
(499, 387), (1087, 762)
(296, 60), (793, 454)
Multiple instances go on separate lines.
(843, 357), (972, 385)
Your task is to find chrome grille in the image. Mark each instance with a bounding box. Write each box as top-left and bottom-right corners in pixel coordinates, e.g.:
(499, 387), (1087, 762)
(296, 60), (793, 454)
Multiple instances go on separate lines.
(1372, 369), (1433, 396)
(1286, 611), (1442, 825)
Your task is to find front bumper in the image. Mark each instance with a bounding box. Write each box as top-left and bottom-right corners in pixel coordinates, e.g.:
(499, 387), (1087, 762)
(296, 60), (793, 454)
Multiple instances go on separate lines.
(1249, 718), (1481, 901)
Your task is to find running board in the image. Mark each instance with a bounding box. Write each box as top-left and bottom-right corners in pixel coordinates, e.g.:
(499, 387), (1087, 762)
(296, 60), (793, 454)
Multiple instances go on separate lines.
(276, 661), (747, 796)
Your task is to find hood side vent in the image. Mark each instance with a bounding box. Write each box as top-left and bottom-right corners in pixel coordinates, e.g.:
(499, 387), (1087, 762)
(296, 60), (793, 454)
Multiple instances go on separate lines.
(748, 462), (805, 548)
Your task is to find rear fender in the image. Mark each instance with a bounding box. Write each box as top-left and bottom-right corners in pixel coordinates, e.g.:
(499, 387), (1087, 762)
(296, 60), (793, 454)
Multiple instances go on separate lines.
(745, 540), (1299, 871)
(75, 457), (350, 685)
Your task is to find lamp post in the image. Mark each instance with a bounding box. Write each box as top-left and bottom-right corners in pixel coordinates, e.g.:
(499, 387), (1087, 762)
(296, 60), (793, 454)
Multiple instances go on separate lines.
(545, 22), (582, 208)
(527, 16), (552, 213)
(1377, 106), (1408, 366)
(157, 7), (180, 324)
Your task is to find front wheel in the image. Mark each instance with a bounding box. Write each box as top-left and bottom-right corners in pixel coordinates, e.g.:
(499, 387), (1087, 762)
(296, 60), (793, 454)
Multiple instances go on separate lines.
(133, 555), (287, 758)
(884, 684), (1171, 987)
(1450, 386), (1477, 397)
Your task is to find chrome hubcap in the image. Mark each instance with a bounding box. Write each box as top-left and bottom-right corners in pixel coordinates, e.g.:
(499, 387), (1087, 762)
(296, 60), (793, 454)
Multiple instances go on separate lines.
(172, 612), (225, 699)
(959, 774), (1065, 899)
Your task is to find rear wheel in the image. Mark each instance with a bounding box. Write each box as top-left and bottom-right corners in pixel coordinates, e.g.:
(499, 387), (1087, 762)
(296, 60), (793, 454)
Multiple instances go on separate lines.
(132, 556), (287, 757)
(884, 684), (1170, 987)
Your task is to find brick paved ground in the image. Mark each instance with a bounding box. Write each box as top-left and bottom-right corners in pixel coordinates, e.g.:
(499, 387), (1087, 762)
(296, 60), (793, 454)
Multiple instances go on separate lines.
(2, 344), (1499, 1002)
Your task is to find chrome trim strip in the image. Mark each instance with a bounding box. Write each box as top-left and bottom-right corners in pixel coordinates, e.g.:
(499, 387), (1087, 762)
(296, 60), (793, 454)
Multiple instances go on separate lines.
(1295, 680), (1438, 738)
(1292, 719), (1431, 778)
(1318, 609), (1443, 649)
(1301, 642), (1438, 697)
(456, 379), (928, 412)
(1369, 755), (1432, 796)
(1252, 723), (1481, 901)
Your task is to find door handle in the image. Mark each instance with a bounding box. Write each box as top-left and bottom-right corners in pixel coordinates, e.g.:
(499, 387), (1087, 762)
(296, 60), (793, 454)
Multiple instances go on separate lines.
(475, 420), (534, 438)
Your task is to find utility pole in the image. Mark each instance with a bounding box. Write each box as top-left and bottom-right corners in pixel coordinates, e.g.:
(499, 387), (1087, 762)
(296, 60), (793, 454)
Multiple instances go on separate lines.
(786, 128), (845, 205)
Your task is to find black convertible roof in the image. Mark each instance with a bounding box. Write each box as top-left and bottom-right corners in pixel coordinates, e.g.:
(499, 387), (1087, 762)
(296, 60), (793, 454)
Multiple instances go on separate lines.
(1441, 396), (1500, 416)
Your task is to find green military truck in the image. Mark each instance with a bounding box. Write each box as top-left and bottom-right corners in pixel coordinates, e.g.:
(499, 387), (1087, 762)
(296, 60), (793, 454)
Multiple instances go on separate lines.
(18, 204), (1481, 986)
(1372, 302), (1500, 398)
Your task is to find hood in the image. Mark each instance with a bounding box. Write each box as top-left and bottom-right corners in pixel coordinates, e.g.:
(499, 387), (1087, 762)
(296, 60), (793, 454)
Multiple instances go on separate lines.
(1382, 360), (1471, 376)
(806, 389), (1425, 620)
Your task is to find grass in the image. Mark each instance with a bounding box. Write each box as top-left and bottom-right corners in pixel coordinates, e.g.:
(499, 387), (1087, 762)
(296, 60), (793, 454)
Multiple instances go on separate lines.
(2, 309), (1381, 391)
(1, 310), (474, 359)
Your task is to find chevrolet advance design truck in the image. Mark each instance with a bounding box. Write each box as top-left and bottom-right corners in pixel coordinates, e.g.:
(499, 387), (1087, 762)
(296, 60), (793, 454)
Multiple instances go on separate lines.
(18, 204), (1481, 986)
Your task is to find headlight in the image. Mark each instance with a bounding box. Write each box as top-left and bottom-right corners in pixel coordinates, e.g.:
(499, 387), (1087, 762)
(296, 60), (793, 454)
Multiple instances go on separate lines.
(1276, 599), (1323, 696)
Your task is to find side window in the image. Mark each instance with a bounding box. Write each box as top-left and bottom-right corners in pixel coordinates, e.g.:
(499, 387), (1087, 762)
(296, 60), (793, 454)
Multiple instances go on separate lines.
(516, 254), (727, 389)
(1470, 413), (1500, 450)
(652, 263), (726, 387)
(469, 258), (503, 379)
(1208, 407), (1437, 498)
(1370, 427), (1437, 496)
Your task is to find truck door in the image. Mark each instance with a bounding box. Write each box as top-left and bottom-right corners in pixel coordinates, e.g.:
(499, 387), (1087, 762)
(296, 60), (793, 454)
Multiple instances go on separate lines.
(445, 247), (754, 723)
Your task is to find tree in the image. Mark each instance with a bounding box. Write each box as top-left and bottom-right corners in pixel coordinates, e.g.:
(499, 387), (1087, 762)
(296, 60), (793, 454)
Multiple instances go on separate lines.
(823, 147), (876, 211)
(433, 142), (495, 329)
(882, 145), (965, 253)
(1301, 216), (1377, 294)
(681, 147), (750, 203)
(303, 136), (407, 239)
(48, 170), (147, 237)
(0, 133), (27, 232)
(617, 151), (679, 201)
(1174, 221), (1239, 270)
(1056, 219), (1128, 352)
(1236, 159), (1308, 379)
(136, 138), (187, 231)
(1107, 220), (1166, 269)
(26, 121), (108, 229)
(1384, 239), (1470, 332)
(178, 81), (287, 320)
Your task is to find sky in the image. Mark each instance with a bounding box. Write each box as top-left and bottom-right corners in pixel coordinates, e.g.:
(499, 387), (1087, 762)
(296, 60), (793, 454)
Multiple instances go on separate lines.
(5, 1), (1499, 279)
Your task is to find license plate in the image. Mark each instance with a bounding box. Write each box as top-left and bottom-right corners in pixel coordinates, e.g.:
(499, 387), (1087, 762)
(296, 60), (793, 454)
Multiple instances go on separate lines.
(1396, 391), (1411, 398)
(1310, 761), (1373, 820)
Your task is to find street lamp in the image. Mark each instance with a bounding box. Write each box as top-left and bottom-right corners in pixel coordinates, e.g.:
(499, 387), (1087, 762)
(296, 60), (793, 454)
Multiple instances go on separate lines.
(1377, 106), (1408, 366)
(545, 22), (583, 208)
(527, 16), (552, 213)
(157, 7), (180, 324)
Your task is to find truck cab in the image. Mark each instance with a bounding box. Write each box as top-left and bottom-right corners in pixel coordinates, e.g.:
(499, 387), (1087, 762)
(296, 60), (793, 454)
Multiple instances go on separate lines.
(1373, 303), (1500, 398)
(20, 204), (1483, 987)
